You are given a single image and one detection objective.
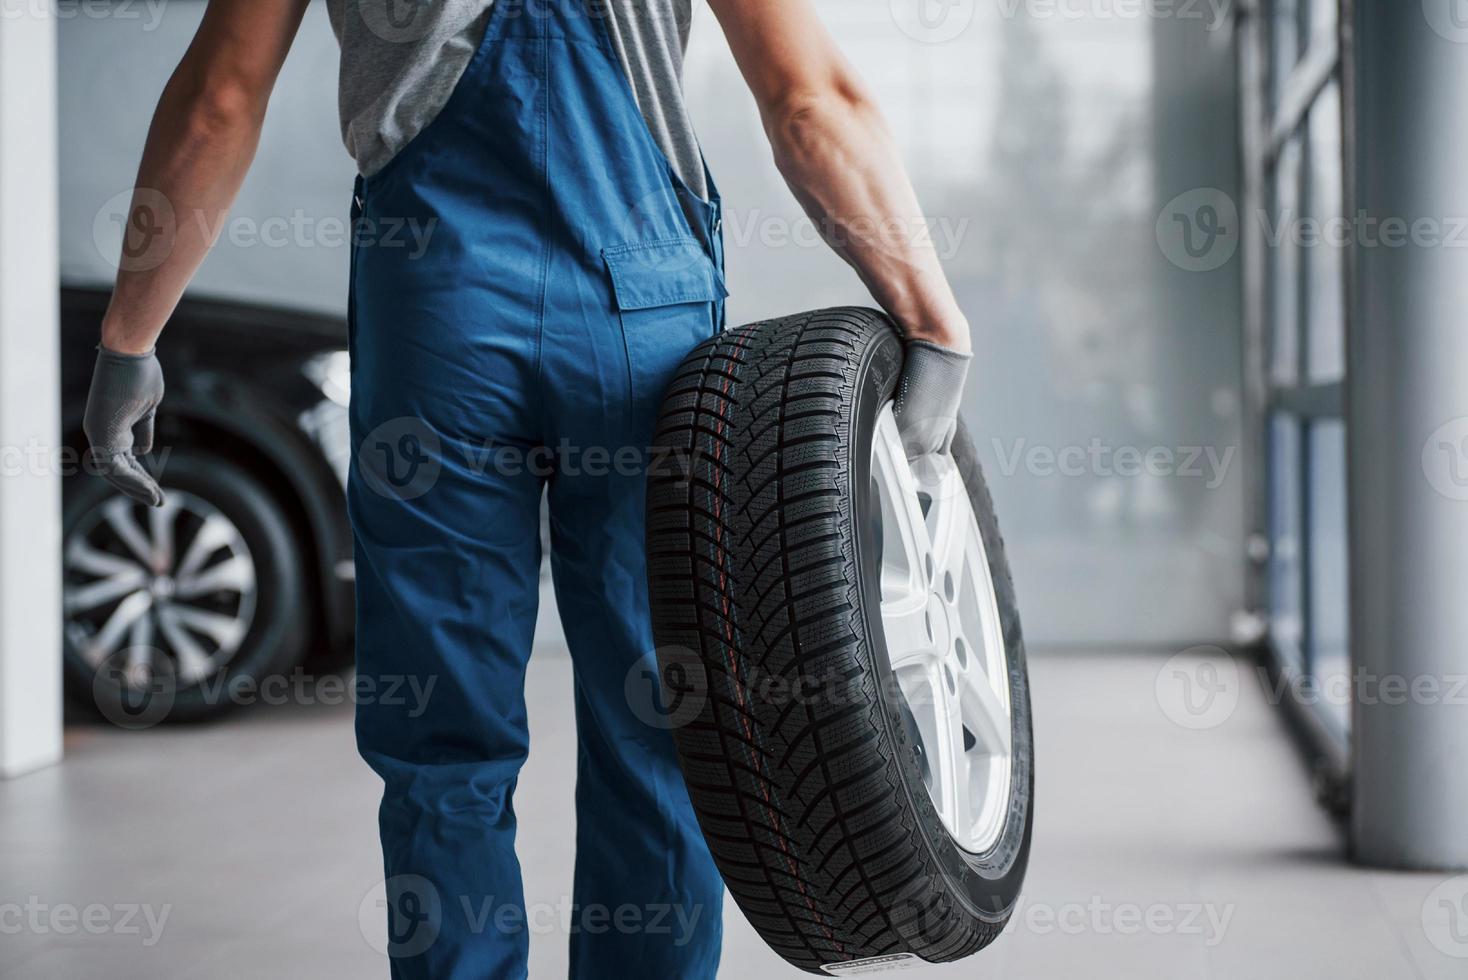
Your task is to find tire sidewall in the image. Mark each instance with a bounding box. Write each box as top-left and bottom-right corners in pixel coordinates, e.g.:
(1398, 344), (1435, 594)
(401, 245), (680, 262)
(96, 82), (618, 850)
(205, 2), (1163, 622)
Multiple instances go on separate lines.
(63, 450), (307, 722)
(849, 328), (1034, 925)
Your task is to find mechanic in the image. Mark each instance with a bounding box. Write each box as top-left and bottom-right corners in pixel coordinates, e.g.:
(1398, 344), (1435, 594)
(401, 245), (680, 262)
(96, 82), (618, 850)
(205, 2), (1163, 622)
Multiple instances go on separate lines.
(83, 1), (974, 976)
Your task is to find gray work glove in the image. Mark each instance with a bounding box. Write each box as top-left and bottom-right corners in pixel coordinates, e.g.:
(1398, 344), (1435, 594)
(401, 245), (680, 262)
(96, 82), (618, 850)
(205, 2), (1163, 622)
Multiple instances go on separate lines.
(893, 339), (973, 460)
(83, 346), (166, 507)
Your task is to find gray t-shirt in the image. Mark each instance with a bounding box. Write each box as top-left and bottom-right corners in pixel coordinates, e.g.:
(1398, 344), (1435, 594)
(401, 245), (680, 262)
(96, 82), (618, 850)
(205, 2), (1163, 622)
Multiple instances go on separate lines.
(325, 1), (706, 198)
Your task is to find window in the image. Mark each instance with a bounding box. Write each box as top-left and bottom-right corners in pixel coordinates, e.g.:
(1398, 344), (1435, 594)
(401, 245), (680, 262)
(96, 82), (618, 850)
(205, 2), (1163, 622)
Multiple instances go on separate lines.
(1270, 136), (1303, 387)
(1304, 82), (1345, 384)
(1242, 0), (1351, 766)
(1307, 419), (1350, 739)
(1269, 414), (1304, 671)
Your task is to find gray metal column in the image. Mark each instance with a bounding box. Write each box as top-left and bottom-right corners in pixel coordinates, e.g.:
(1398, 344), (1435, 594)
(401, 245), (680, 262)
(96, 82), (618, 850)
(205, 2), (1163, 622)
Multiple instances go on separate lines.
(1349, 0), (1468, 869)
(0, 0), (63, 777)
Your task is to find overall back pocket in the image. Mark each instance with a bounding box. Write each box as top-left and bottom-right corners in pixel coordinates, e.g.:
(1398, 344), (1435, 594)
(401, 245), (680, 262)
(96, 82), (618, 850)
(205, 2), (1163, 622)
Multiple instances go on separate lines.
(603, 237), (728, 414)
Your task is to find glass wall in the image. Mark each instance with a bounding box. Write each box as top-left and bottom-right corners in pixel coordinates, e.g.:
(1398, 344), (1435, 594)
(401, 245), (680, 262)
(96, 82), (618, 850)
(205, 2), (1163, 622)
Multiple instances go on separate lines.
(1240, 0), (1351, 752)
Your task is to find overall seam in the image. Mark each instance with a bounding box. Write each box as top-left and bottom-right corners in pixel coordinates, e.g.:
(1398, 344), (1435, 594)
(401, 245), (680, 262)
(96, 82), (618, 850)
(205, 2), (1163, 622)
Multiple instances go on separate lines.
(531, 31), (552, 439)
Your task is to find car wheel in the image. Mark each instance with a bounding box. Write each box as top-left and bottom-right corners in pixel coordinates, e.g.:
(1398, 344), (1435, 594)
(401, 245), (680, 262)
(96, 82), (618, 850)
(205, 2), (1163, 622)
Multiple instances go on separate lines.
(62, 448), (308, 723)
(647, 308), (1033, 973)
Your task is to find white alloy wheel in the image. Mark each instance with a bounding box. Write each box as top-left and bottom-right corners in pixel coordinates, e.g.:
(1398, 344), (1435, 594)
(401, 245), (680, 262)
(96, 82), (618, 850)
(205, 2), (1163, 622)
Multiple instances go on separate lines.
(871, 404), (1014, 854)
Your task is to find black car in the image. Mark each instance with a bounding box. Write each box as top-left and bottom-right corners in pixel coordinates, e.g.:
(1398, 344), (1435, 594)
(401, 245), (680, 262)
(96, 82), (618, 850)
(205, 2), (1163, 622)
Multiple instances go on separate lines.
(60, 286), (355, 721)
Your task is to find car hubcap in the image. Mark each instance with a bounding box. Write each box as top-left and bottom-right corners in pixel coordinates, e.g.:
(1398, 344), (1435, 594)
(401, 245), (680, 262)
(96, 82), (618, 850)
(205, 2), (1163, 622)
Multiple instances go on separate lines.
(64, 492), (257, 691)
(871, 405), (1013, 853)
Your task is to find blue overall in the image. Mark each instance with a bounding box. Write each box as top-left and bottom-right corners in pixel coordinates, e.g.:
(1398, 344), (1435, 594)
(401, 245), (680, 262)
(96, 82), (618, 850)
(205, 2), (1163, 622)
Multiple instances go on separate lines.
(346, 2), (726, 976)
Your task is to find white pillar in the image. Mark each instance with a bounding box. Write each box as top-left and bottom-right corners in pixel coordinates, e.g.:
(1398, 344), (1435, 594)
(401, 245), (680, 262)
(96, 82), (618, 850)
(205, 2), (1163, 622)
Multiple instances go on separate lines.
(1349, 0), (1468, 869)
(0, 0), (63, 778)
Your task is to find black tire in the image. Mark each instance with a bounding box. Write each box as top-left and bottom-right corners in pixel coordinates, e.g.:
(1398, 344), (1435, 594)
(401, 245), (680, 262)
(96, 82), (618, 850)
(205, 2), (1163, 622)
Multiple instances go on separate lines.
(63, 448), (308, 724)
(647, 307), (1033, 973)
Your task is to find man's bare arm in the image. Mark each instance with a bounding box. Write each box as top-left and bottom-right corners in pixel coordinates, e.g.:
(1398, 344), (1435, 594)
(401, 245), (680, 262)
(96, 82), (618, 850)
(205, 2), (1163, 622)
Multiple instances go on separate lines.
(100, 0), (311, 354)
(706, 0), (970, 352)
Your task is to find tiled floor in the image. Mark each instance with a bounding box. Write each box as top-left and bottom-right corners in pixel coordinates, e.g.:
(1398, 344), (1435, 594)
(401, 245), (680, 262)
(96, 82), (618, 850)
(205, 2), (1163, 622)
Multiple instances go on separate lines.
(2, 641), (1463, 979)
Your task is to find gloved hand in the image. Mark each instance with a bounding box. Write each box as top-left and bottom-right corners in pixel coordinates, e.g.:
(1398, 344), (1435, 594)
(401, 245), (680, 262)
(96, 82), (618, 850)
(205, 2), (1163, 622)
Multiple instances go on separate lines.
(83, 346), (166, 507)
(893, 339), (973, 460)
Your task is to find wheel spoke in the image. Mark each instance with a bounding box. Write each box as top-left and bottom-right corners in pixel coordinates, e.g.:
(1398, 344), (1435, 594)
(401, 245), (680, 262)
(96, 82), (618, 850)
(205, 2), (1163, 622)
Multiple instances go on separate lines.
(126, 642), (154, 674)
(927, 664), (971, 835)
(102, 497), (154, 566)
(156, 605), (216, 683)
(65, 537), (139, 579)
(83, 591), (153, 666)
(123, 615), (156, 687)
(881, 588), (934, 672)
(872, 411), (933, 592)
(954, 637), (1012, 758)
(176, 554), (255, 599)
(166, 603), (247, 654)
(149, 497), (181, 572)
(65, 572), (148, 614)
(175, 513), (239, 580)
(923, 463), (974, 594)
